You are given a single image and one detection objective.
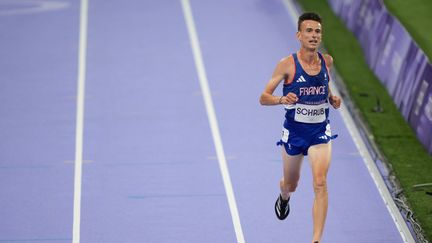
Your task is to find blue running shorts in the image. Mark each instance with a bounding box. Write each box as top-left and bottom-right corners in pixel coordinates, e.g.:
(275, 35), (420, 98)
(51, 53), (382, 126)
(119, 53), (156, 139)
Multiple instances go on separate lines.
(277, 123), (336, 156)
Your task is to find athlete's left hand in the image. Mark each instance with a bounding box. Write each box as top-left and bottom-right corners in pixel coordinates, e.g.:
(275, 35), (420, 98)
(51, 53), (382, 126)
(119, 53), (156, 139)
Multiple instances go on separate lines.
(329, 95), (341, 109)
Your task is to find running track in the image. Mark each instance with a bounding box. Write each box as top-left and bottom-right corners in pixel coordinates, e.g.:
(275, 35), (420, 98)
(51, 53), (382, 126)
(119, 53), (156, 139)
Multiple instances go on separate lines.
(0, 0), (411, 242)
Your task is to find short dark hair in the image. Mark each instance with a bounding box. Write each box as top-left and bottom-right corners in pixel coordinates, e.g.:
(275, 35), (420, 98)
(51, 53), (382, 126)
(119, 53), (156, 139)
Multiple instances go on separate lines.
(298, 12), (322, 31)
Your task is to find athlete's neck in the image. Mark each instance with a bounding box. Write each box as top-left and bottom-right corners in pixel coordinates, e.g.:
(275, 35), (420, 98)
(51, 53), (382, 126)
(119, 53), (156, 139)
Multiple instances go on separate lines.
(298, 49), (319, 65)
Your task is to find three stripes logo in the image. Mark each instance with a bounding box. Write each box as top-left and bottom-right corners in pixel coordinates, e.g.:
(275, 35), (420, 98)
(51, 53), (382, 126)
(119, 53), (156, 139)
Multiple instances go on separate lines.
(296, 75), (306, 83)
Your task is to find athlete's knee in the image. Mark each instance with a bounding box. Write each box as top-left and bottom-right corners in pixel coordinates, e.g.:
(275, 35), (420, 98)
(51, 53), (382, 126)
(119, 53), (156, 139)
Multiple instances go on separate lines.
(313, 176), (327, 195)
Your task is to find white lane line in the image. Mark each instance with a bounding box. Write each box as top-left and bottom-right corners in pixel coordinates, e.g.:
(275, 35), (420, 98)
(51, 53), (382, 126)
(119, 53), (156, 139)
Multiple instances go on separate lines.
(281, 0), (298, 28)
(72, 0), (89, 242)
(282, 0), (415, 242)
(180, 1), (245, 242)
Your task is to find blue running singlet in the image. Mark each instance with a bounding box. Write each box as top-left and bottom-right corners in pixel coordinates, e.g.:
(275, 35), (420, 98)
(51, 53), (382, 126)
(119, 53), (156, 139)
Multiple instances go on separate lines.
(277, 52), (336, 156)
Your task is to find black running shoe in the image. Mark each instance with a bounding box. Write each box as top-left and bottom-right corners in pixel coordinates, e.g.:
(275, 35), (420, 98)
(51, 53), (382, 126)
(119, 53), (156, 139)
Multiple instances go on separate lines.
(274, 194), (290, 220)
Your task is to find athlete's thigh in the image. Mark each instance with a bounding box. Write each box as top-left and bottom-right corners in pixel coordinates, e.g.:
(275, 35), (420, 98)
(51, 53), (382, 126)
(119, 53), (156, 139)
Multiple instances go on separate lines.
(281, 147), (304, 180)
(308, 142), (332, 178)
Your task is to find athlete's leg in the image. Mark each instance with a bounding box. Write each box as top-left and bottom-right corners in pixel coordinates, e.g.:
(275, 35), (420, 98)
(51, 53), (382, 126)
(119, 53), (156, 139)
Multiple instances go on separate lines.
(280, 147), (304, 200)
(308, 142), (332, 243)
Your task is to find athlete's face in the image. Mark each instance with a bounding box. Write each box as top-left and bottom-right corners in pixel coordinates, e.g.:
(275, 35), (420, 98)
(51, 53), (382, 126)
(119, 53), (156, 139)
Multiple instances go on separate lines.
(297, 20), (322, 50)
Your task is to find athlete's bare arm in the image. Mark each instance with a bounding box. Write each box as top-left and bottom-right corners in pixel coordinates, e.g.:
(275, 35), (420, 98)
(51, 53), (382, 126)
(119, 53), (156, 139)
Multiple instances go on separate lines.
(323, 54), (341, 109)
(260, 56), (298, 105)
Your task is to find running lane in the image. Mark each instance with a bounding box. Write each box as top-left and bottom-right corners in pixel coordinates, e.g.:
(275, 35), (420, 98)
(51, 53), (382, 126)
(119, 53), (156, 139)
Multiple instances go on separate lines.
(189, 0), (404, 242)
(0, 0), (409, 242)
(0, 1), (78, 242)
(79, 1), (236, 242)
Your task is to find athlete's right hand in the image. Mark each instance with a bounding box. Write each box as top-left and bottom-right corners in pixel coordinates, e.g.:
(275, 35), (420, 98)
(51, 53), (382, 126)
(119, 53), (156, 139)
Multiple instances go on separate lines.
(280, 92), (298, 105)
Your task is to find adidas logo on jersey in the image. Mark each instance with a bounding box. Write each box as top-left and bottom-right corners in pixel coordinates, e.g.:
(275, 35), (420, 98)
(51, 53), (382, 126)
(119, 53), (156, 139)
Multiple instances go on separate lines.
(296, 75), (306, 83)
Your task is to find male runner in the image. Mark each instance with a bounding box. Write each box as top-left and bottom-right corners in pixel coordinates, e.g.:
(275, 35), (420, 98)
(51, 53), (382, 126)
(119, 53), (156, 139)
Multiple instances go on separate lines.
(259, 12), (341, 243)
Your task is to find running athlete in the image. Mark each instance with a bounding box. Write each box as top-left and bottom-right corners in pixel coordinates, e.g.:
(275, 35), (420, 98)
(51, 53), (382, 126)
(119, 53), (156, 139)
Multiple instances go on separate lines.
(259, 12), (341, 243)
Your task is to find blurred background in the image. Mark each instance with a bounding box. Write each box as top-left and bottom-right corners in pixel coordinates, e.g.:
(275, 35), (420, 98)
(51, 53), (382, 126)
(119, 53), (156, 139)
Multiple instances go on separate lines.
(0, 0), (431, 242)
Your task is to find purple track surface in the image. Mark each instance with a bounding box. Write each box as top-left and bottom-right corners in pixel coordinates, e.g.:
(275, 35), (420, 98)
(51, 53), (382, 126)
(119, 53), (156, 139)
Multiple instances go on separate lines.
(0, 0), (405, 242)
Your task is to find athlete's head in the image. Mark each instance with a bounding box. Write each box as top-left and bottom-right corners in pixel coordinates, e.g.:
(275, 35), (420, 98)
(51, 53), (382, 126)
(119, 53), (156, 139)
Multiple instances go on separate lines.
(297, 12), (322, 51)
(297, 12), (322, 31)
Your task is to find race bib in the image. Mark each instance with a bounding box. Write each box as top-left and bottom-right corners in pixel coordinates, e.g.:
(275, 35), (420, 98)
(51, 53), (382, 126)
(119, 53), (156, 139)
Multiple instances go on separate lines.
(294, 103), (328, 123)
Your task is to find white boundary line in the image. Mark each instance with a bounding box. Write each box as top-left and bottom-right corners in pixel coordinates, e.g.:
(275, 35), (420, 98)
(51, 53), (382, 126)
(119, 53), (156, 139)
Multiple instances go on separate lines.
(180, 0), (245, 242)
(72, 0), (89, 242)
(282, 0), (415, 242)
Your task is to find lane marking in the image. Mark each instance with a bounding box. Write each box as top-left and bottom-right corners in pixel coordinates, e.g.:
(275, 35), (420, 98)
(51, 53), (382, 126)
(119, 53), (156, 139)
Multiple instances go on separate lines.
(72, 0), (89, 242)
(282, 0), (415, 242)
(180, 0), (245, 242)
